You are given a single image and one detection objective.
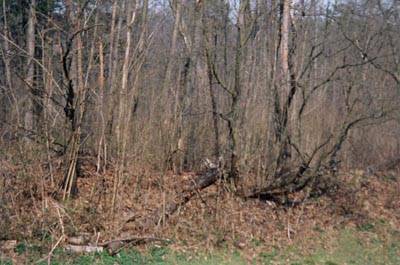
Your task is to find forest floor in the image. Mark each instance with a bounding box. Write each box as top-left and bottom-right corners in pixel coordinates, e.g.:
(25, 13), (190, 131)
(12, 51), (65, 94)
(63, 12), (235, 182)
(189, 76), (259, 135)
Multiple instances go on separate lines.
(1, 153), (399, 264)
(1, 222), (400, 264)
(0, 220), (400, 265)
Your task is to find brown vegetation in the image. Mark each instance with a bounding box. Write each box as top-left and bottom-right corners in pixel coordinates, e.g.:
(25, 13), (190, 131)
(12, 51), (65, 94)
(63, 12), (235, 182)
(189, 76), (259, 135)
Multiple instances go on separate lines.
(0, 0), (400, 259)
(0, 149), (399, 259)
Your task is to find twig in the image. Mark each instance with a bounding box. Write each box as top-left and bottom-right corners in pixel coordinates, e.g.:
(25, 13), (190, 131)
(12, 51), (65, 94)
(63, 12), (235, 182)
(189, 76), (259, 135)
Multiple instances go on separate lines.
(55, 203), (65, 236)
(35, 235), (64, 265)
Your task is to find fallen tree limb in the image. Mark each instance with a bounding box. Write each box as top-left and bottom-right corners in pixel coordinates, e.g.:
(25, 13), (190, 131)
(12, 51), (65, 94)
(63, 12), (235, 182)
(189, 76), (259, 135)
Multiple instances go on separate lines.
(64, 245), (104, 253)
(151, 167), (220, 226)
(132, 167), (220, 227)
(101, 236), (172, 255)
(64, 236), (171, 255)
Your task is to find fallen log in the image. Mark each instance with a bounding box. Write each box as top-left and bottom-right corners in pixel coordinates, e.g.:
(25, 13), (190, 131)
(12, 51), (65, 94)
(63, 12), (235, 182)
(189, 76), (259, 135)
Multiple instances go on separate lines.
(67, 234), (91, 245)
(64, 245), (104, 253)
(101, 236), (171, 255)
(64, 236), (171, 255)
(130, 167), (220, 227)
(151, 167), (220, 226)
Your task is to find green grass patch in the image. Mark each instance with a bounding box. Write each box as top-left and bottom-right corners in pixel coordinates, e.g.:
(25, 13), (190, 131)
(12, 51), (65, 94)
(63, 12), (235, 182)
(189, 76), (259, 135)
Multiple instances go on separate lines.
(256, 222), (400, 265)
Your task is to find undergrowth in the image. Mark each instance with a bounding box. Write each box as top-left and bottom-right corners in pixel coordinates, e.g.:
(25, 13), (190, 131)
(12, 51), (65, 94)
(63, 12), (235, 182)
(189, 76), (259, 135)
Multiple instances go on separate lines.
(1, 220), (399, 265)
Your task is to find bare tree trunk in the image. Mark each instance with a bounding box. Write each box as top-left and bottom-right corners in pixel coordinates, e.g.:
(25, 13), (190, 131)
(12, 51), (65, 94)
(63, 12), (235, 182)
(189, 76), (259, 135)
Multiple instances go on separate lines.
(161, 0), (183, 173)
(25, 0), (36, 136)
(113, 0), (149, 213)
(271, 0), (295, 179)
(113, 0), (137, 212)
(280, 0), (290, 92)
(62, 0), (95, 199)
(1, 1), (19, 127)
(206, 42), (220, 159)
(97, 41), (106, 173)
(106, 0), (121, 155)
(228, 0), (250, 180)
(163, 0), (182, 95)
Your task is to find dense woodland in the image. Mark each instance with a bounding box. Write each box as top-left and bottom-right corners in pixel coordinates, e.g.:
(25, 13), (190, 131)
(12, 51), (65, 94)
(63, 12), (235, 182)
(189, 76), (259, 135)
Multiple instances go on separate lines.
(0, 0), (400, 258)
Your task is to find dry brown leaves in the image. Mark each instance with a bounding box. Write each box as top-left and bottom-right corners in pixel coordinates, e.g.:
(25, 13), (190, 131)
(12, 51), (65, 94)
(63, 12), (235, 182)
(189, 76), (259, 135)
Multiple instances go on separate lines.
(1, 155), (399, 258)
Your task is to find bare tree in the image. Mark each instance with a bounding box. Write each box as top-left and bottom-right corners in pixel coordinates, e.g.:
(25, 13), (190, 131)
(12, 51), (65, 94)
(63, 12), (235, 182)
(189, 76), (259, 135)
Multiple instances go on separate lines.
(0, 0), (399, 207)
(24, 0), (36, 135)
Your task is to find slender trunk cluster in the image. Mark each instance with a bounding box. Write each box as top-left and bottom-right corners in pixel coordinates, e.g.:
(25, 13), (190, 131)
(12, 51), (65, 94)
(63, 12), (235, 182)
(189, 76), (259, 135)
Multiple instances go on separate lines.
(0, 0), (399, 200)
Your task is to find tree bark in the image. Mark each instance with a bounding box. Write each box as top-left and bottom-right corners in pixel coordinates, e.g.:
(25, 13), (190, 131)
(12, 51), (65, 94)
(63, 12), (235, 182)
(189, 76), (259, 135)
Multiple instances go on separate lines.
(25, 0), (36, 135)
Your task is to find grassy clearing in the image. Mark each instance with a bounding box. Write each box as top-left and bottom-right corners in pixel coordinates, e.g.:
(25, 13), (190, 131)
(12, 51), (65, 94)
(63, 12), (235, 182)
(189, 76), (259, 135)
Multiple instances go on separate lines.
(266, 226), (400, 265)
(2, 220), (399, 265)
